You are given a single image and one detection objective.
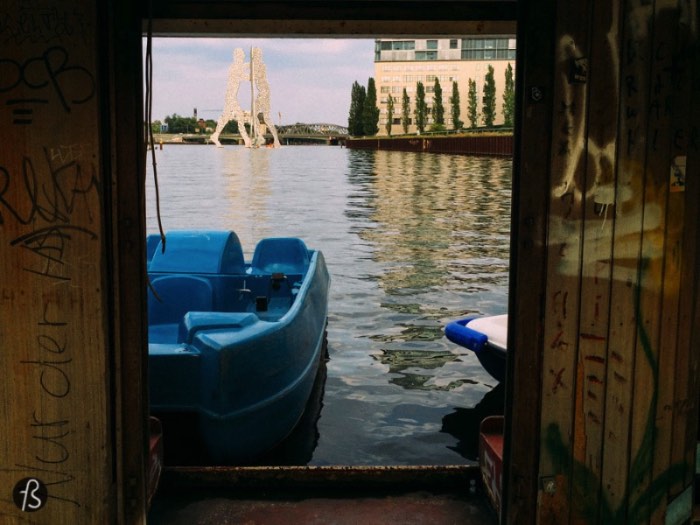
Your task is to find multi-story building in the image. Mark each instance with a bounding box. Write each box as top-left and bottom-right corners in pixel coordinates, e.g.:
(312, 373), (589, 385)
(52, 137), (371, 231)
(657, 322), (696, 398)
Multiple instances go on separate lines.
(374, 37), (516, 135)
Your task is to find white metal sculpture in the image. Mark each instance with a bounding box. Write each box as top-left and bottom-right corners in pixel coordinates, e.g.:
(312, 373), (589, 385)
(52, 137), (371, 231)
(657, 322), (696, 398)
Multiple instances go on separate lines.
(210, 47), (280, 148)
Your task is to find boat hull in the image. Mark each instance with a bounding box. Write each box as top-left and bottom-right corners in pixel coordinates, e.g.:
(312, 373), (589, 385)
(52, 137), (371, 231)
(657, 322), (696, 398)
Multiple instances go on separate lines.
(147, 231), (330, 464)
(445, 315), (507, 383)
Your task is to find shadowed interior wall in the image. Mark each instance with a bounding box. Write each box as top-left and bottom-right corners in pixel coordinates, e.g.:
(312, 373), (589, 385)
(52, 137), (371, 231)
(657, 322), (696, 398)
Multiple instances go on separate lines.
(507, 0), (700, 523)
(0, 1), (115, 522)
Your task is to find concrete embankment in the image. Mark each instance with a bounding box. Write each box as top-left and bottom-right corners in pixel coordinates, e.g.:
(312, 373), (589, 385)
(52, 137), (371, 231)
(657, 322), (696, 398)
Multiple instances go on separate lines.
(345, 134), (513, 157)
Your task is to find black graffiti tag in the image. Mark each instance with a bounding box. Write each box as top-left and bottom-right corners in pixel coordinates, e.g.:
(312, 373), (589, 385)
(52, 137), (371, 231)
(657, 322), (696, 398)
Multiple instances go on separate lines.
(0, 147), (100, 226)
(0, 46), (95, 123)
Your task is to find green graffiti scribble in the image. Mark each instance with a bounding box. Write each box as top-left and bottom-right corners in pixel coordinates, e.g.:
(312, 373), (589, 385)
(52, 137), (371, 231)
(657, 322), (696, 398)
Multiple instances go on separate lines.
(545, 265), (686, 523)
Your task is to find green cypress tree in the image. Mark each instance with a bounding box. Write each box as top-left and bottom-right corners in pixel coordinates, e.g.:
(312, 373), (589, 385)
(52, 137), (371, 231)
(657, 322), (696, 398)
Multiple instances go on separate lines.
(502, 63), (515, 127)
(467, 78), (479, 129)
(401, 88), (410, 134)
(414, 81), (427, 134)
(348, 81), (366, 136)
(385, 95), (394, 136)
(431, 78), (445, 130)
(450, 81), (463, 130)
(362, 77), (380, 136)
(482, 65), (496, 127)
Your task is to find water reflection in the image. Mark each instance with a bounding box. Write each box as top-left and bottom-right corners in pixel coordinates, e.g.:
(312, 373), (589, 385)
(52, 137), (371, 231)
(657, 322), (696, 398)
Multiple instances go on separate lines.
(375, 349), (479, 391)
(147, 145), (511, 465)
(344, 148), (511, 357)
(441, 383), (505, 461)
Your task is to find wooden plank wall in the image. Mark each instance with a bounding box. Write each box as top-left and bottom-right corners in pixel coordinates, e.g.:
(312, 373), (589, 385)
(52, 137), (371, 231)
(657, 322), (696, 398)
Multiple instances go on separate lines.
(508, 0), (700, 523)
(0, 0), (148, 523)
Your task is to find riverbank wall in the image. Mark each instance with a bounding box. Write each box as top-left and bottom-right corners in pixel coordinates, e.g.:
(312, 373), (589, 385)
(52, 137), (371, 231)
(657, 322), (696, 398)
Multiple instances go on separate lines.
(345, 134), (513, 157)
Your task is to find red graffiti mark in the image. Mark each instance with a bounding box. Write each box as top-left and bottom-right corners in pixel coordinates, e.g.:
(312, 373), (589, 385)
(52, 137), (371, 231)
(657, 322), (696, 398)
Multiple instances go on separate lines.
(550, 331), (569, 350)
(587, 411), (601, 424)
(587, 374), (604, 385)
(587, 390), (598, 400)
(610, 351), (624, 363)
(549, 367), (566, 393)
(594, 294), (602, 319)
(581, 333), (607, 342)
(552, 290), (568, 318)
(584, 355), (606, 364)
(613, 371), (627, 383)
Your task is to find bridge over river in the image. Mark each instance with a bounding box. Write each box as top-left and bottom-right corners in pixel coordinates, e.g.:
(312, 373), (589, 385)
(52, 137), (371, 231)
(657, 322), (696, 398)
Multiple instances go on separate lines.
(276, 123), (349, 145)
(161, 123), (349, 146)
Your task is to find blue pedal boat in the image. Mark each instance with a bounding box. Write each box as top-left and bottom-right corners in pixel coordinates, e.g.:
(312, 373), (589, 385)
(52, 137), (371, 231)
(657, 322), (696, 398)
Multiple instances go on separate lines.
(445, 315), (508, 383)
(146, 230), (330, 464)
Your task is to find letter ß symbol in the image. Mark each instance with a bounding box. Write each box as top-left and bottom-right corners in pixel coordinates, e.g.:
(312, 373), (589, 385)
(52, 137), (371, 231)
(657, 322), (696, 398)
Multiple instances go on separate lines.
(13, 477), (48, 512)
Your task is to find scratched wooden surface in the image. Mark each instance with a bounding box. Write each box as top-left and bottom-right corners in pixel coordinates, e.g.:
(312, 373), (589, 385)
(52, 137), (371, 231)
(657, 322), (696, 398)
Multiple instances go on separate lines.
(0, 1), (113, 523)
(604, 1), (653, 521)
(523, 0), (700, 523)
(647, 2), (684, 523)
(570, 2), (620, 524)
(536, 1), (591, 522)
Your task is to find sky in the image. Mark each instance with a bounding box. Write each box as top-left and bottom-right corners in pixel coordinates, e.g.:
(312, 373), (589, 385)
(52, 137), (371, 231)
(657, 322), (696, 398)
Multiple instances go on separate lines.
(147, 38), (376, 127)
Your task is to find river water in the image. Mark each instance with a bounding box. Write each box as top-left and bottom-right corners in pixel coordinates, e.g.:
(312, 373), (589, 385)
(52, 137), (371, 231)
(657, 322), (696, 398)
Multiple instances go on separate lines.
(146, 144), (511, 466)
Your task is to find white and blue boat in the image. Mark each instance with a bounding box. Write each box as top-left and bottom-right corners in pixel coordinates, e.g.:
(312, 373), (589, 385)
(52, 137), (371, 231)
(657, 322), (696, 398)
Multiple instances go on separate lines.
(146, 230), (330, 464)
(445, 314), (508, 383)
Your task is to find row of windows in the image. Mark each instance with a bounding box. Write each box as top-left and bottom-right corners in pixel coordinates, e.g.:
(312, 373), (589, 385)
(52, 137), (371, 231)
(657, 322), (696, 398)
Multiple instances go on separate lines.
(382, 64), (460, 72)
(380, 85), (442, 95)
(379, 116), (457, 125)
(376, 37), (517, 62)
(377, 38), (515, 51)
(379, 98), (445, 107)
(377, 48), (516, 62)
(462, 38), (516, 50)
(382, 75), (456, 83)
(462, 49), (516, 60)
(415, 51), (438, 60)
(378, 40), (416, 51)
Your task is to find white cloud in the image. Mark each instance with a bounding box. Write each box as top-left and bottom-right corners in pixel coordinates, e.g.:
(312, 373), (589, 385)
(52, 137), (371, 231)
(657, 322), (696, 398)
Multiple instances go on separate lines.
(147, 37), (375, 125)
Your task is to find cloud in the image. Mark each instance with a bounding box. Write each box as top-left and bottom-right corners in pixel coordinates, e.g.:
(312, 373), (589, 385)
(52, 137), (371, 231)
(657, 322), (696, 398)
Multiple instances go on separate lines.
(147, 37), (375, 125)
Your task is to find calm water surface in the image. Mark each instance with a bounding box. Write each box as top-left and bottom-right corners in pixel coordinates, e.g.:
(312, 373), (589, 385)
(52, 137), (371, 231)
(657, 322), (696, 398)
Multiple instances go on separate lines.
(146, 144), (511, 466)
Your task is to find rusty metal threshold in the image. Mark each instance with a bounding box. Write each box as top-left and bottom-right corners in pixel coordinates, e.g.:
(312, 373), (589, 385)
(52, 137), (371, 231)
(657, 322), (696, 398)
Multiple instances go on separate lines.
(149, 464), (497, 525)
(159, 464), (480, 492)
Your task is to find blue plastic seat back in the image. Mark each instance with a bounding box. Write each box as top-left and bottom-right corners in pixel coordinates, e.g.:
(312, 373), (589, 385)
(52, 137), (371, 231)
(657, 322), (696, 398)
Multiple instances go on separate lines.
(251, 237), (310, 275)
(146, 234), (162, 265)
(148, 274), (214, 326)
(149, 230), (246, 274)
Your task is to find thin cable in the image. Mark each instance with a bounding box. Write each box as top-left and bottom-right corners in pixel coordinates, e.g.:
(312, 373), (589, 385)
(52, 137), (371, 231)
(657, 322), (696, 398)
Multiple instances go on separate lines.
(145, 4), (166, 254)
(145, 2), (164, 302)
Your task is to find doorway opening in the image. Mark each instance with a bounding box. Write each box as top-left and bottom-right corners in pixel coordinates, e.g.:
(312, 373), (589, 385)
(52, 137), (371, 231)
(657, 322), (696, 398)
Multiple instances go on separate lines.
(142, 34), (514, 469)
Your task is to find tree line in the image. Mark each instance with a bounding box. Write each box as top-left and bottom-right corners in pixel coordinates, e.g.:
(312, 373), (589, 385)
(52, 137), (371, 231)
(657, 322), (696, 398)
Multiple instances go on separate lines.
(348, 63), (515, 137)
(150, 114), (242, 135)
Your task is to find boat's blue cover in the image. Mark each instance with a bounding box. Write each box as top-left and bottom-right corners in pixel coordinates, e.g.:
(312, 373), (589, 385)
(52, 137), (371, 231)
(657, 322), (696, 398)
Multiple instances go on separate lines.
(150, 230), (246, 274)
(445, 317), (488, 353)
(147, 230), (330, 464)
(445, 316), (507, 383)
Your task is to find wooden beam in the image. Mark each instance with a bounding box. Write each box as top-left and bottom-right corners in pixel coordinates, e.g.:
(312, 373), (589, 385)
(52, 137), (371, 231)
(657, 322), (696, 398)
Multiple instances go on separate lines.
(501, 0), (554, 522)
(144, 0), (517, 36)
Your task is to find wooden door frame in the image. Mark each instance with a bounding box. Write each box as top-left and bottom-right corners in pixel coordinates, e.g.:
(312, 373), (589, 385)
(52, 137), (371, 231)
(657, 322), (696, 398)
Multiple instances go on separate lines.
(108, 2), (538, 523)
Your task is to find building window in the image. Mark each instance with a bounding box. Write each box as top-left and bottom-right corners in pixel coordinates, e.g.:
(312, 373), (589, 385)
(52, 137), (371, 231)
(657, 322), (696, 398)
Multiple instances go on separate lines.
(426, 40), (438, 50)
(415, 51), (437, 61)
(380, 40), (416, 51)
(461, 37), (516, 60)
(450, 39), (459, 49)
